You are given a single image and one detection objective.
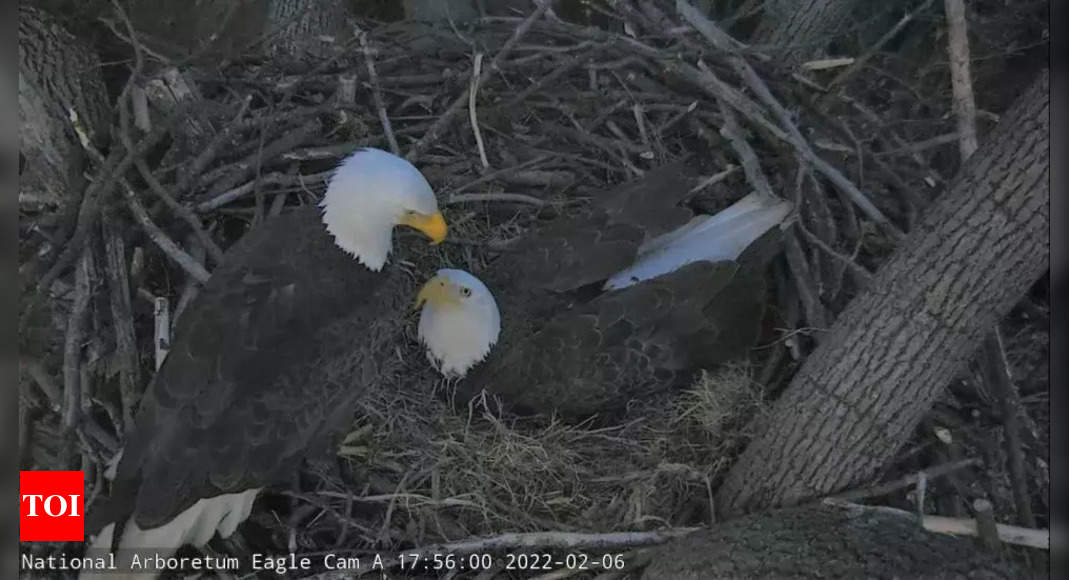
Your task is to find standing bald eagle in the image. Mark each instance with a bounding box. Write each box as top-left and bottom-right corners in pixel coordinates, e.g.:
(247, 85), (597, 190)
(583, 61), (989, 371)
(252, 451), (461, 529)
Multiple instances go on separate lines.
(415, 163), (792, 416)
(85, 148), (447, 575)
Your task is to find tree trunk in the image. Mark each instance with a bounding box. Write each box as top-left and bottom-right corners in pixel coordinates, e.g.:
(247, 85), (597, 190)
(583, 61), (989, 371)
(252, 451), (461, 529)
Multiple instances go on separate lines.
(265, 0), (350, 65)
(641, 505), (1027, 578)
(716, 70), (1049, 517)
(752, 0), (859, 65)
(18, 5), (110, 207)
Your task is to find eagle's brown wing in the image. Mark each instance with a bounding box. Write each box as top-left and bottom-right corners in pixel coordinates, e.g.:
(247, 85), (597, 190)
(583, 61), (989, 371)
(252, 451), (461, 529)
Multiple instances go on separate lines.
(495, 162), (699, 292)
(89, 207), (400, 532)
(463, 261), (741, 417)
(466, 162), (784, 417)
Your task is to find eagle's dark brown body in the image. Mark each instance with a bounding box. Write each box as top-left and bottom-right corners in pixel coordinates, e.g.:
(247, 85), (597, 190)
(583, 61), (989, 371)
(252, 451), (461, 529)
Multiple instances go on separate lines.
(459, 163), (780, 417)
(90, 207), (428, 533)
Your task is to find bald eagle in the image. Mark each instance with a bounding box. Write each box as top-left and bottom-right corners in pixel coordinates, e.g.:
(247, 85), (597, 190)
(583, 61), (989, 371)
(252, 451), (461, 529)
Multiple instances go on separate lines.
(84, 148), (447, 575)
(415, 162), (792, 416)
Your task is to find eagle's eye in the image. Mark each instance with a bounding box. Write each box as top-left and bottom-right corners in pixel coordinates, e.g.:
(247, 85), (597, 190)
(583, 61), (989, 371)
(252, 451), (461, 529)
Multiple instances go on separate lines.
(460, 287), (472, 297)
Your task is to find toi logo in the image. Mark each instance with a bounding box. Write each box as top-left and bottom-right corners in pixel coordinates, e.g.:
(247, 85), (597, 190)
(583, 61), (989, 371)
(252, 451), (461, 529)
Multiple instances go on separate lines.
(20, 471), (84, 541)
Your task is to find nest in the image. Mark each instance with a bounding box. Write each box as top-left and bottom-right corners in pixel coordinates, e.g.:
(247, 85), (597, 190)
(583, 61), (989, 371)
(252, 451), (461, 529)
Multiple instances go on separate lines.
(18, 1), (1049, 575)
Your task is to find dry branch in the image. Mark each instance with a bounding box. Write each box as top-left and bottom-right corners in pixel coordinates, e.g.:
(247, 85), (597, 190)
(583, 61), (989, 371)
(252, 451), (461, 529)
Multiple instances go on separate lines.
(406, 0), (551, 163)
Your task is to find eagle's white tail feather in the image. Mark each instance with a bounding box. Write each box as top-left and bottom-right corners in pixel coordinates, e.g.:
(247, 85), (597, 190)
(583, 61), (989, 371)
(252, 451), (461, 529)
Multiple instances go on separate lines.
(80, 489), (260, 580)
(604, 192), (793, 290)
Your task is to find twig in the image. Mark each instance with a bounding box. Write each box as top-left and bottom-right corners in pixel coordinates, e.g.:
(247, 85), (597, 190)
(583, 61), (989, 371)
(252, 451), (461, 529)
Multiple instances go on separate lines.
(830, 458), (980, 502)
(447, 193), (548, 207)
(337, 73), (357, 106)
(177, 94), (252, 195)
(972, 499), (1002, 551)
(24, 359), (62, 411)
(115, 87), (224, 264)
(406, 0), (551, 163)
(828, 0), (938, 88)
(173, 234), (206, 334)
(874, 133), (960, 158)
(131, 84), (151, 132)
(122, 182), (211, 283)
(823, 499), (1050, 550)
(783, 228), (829, 332)
(943, 0), (979, 159)
(133, 156), (224, 263)
(715, 99), (776, 200)
(38, 95), (181, 292)
(675, 1), (902, 236)
(352, 527), (699, 576)
(498, 51), (592, 110)
(688, 165), (739, 193)
(451, 156), (554, 192)
(195, 170), (334, 212)
(204, 118), (322, 193)
(469, 52), (490, 169)
(102, 212), (140, 434)
(62, 249), (94, 432)
(360, 32), (400, 156)
(154, 297), (171, 371)
(980, 330), (1037, 528)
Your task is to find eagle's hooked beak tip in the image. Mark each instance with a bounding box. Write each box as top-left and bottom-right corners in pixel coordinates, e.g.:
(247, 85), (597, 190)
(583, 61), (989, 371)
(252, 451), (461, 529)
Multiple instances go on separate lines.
(402, 212), (447, 245)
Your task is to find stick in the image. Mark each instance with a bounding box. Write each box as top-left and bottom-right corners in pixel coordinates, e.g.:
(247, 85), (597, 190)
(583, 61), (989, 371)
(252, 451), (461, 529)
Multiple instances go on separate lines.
(688, 165), (739, 193)
(337, 73), (357, 107)
(715, 99), (776, 200)
(24, 359), (62, 411)
(195, 170), (334, 212)
(451, 155), (554, 192)
(133, 156), (225, 263)
(115, 88), (224, 264)
(351, 528), (699, 576)
(675, 1), (901, 236)
(972, 499), (1002, 551)
(943, 0), (979, 159)
(828, 0), (938, 88)
(204, 118), (322, 193)
(62, 249), (94, 432)
(360, 32), (400, 156)
(37, 115), (173, 291)
(102, 212), (141, 434)
(122, 182), (211, 283)
(177, 94), (252, 195)
(153, 297), (171, 371)
(823, 499), (1050, 550)
(406, 0), (551, 163)
(981, 330), (1037, 528)
(469, 52), (490, 169)
(830, 458), (979, 503)
(784, 228), (829, 332)
(131, 84), (151, 133)
(447, 193), (548, 207)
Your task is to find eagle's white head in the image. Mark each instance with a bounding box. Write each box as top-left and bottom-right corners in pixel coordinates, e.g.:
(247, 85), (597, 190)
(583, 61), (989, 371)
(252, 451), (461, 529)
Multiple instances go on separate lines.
(321, 148), (447, 270)
(415, 269), (501, 378)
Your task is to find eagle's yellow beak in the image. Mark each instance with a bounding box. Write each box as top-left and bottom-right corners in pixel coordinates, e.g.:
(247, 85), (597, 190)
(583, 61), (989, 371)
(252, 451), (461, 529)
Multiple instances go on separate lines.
(400, 211), (448, 245)
(414, 275), (458, 310)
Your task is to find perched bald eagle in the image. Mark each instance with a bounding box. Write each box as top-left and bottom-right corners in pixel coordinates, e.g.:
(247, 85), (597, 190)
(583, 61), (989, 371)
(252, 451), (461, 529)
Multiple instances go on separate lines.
(415, 163), (792, 416)
(84, 148), (447, 576)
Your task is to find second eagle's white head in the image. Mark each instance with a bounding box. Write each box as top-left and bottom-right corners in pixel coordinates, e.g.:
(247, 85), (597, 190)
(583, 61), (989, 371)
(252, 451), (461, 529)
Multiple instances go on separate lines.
(415, 269), (500, 377)
(321, 148), (447, 271)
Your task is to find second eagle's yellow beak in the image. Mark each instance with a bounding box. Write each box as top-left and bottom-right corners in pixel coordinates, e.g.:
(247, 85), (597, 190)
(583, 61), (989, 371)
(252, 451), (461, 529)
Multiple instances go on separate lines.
(400, 211), (448, 245)
(414, 275), (460, 310)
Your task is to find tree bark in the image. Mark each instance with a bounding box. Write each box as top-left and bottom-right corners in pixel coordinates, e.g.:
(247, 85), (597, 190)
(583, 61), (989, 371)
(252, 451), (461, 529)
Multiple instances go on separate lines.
(752, 0), (858, 65)
(18, 5), (110, 206)
(641, 505), (1027, 578)
(265, 0), (350, 65)
(716, 70), (1049, 517)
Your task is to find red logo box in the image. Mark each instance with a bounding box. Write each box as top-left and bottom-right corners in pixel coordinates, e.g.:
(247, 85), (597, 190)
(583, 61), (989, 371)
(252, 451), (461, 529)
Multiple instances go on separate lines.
(20, 471), (84, 542)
